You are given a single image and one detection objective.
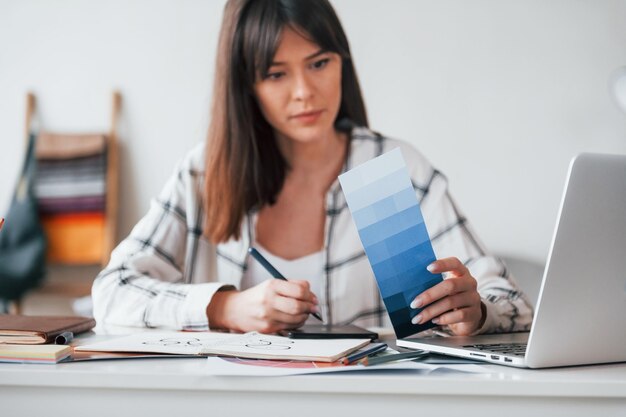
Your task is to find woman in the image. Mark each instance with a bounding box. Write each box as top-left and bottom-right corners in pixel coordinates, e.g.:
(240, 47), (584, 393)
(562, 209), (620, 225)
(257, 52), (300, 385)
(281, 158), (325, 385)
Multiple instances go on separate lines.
(92, 0), (533, 336)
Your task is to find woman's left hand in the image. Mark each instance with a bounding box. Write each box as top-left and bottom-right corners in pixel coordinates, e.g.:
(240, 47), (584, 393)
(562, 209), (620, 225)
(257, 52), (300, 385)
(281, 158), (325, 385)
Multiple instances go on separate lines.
(410, 257), (486, 336)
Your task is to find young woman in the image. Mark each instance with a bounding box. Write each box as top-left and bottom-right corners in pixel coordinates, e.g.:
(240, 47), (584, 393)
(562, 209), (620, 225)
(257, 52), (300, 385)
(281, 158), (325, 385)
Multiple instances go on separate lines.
(92, 0), (533, 336)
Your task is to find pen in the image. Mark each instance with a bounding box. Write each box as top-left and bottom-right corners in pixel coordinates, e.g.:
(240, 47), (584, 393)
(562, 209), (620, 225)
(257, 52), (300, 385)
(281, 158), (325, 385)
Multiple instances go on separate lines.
(54, 331), (74, 345)
(340, 342), (388, 365)
(358, 349), (429, 367)
(248, 247), (324, 322)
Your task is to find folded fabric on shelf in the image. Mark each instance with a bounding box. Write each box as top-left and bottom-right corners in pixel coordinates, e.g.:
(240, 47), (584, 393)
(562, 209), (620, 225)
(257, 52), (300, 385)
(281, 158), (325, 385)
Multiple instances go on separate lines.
(36, 133), (106, 160)
(34, 179), (106, 199)
(40, 212), (105, 264)
(35, 171), (105, 186)
(33, 133), (110, 265)
(37, 153), (106, 172)
(37, 195), (106, 214)
(35, 165), (106, 184)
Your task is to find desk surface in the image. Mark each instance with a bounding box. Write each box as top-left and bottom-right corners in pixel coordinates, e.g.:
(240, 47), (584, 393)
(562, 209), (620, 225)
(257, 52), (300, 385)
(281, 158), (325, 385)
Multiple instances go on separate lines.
(1, 331), (626, 417)
(2, 355), (626, 397)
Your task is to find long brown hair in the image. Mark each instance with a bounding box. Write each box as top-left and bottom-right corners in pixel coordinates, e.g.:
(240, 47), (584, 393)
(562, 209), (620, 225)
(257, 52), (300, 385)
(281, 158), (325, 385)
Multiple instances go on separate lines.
(204, 0), (368, 243)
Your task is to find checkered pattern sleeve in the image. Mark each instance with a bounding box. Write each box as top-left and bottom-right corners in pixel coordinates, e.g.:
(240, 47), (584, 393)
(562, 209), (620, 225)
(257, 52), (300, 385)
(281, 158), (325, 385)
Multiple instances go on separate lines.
(92, 146), (231, 330)
(398, 142), (534, 334)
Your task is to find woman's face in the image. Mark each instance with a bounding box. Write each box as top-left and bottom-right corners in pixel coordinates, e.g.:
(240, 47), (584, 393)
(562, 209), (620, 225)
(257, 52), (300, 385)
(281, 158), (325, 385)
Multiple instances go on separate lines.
(254, 26), (342, 145)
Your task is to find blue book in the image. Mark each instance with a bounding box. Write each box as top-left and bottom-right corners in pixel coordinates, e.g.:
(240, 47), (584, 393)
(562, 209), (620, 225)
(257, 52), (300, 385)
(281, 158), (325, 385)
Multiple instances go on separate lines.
(338, 148), (443, 338)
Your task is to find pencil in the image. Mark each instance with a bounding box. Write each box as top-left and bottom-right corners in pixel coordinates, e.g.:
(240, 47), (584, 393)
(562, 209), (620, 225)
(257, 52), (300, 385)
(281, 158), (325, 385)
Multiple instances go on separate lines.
(247, 247), (324, 322)
(0, 218), (4, 231)
(358, 349), (429, 367)
(339, 342), (388, 365)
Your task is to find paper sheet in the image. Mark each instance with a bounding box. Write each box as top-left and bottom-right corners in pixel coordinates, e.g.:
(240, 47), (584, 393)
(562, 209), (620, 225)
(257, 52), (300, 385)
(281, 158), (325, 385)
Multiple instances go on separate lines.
(203, 356), (491, 376)
(75, 331), (370, 362)
(75, 331), (236, 355)
(198, 332), (370, 361)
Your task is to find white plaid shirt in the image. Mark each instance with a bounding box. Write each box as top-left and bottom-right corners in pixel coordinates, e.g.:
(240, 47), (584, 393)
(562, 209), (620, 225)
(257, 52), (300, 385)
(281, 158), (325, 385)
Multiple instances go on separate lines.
(92, 127), (533, 334)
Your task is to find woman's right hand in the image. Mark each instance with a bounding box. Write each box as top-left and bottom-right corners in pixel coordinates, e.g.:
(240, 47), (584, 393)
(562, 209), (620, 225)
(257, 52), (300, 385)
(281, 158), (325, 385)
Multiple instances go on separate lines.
(207, 279), (320, 334)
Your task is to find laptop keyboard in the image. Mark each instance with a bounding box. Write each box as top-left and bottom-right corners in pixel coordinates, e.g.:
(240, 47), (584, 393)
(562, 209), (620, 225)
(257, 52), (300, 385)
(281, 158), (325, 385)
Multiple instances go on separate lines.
(462, 343), (527, 357)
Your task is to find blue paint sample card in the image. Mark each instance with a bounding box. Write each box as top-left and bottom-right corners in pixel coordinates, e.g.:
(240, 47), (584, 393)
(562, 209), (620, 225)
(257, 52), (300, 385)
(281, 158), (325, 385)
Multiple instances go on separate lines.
(338, 148), (443, 338)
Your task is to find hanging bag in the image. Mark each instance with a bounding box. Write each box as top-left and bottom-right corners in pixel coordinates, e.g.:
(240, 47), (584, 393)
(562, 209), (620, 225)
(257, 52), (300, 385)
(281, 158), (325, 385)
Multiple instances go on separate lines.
(0, 133), (47, 300)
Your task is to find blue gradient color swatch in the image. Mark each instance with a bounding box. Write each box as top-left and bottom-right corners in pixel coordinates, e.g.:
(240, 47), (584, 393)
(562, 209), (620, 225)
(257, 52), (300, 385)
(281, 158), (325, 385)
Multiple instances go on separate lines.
(339, 148), (443, 338)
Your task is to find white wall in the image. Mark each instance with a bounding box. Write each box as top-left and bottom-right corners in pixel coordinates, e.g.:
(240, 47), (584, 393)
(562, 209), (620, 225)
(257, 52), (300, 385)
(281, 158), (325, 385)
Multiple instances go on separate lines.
(1, 0), (625, 265)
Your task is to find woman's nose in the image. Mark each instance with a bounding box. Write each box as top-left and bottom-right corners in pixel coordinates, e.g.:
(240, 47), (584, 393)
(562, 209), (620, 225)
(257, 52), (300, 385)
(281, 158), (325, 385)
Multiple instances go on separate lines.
(291, 73), (314, 102)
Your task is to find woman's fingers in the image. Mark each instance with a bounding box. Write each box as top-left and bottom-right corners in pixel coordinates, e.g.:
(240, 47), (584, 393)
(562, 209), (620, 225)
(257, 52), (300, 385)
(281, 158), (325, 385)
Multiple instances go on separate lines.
(430, 306), (483, 327)
(271, 279), (318, 304)
(411, 291), (480, 324)
(407, 257), (483, 332)
(410, 274), (476, 309)
(259, 281), (319, 330)
(227, 279), (320, 334)
(272, 293), (319, 317)
(427, 257), (467, 275)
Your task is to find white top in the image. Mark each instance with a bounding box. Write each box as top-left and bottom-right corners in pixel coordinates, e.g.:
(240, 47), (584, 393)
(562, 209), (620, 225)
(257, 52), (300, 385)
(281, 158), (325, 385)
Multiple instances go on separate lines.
(241, 243), (325, 302)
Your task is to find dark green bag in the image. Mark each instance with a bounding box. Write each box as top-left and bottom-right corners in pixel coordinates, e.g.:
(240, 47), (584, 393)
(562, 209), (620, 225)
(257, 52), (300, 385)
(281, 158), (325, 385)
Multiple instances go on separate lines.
(0, 133), (46, 300)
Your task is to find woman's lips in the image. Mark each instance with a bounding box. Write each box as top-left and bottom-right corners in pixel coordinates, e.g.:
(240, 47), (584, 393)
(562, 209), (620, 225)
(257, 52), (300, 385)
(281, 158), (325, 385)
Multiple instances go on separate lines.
(290, 109), (324, 124)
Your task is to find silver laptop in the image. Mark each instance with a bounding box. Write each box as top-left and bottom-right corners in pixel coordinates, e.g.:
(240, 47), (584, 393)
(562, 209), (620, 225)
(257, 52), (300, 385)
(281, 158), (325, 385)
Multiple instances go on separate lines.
(397, 153), (626, 368)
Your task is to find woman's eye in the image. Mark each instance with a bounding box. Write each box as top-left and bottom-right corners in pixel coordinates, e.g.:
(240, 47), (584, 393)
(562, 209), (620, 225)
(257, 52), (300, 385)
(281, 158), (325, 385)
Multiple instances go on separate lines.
(266, 71), (285, 80)
(311, 58), (330, 70)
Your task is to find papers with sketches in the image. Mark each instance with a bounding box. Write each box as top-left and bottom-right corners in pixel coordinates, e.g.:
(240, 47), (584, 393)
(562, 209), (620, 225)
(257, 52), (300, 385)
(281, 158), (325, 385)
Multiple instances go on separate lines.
(70, 351), (201, 362)
(75, 331), (229, 355)
(338, 148), (443, 338)
(75, 331), (370, 362)
(200, 332), (370, 362)
(203, 355), (491, 377)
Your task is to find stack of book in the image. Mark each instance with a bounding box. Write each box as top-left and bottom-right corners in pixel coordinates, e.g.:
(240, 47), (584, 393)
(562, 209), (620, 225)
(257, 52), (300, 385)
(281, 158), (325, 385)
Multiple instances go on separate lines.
(0, 315), (96, 364)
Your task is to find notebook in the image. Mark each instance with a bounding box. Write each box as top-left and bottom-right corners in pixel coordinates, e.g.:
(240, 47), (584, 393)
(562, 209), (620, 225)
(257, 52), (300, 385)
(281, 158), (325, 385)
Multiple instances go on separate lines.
(0, 344), (71, 364)
(397, 153), (626, 368)
(0, 315), (96, 344)
(76, 331), (371, 363)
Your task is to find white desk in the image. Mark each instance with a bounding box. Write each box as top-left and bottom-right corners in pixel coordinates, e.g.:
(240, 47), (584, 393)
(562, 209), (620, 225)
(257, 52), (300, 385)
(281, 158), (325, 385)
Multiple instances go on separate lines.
(2, 349), (626, 417)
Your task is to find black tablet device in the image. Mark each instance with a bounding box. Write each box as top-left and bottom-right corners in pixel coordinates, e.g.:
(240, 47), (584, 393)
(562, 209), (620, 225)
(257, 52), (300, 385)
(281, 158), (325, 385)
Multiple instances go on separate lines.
(279, 324), (378, 340)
